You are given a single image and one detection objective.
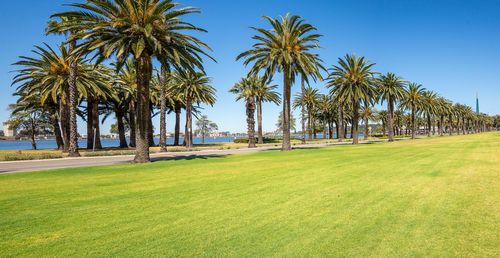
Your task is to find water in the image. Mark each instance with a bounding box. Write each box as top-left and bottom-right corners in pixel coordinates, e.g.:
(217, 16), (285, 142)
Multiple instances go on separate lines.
(0, 134), (365, 150)
(0, 137), (236, 150)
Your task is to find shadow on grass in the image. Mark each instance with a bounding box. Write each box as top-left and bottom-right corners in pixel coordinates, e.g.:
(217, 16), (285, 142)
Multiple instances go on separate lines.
(151, 154), (229, 162)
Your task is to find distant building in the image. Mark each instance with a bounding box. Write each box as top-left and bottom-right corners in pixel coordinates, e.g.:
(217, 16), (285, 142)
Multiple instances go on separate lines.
(3, 122), (17, 137)
(210, 131), (231, 137)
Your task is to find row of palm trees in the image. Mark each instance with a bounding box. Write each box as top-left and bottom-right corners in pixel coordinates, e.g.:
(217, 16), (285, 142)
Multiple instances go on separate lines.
(8, 1), (496, 161)
(9, 0), (220, 163)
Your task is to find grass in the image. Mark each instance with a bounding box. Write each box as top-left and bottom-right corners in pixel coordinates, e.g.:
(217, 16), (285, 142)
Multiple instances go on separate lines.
(0, 132), (498, 256)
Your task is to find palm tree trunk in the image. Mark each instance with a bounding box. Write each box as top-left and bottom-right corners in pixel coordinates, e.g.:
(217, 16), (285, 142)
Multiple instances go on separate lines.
(92, 98), (102, 149)
(308, 109), (313, 141)
(257, 99), (263, 144)
(116, 110), (128, 148)
(185, 98), (193, 148)
(148, 110), (155, 147)
(301, 75), (306, 144)
(30, 116), (37, 150)
(247, 98), (256, 148)
(439, 115), (444, 136)
(427, 114), (432, 137)
(364, 112), (369, 140)
(352, 99), (360, 144)
(67, 38), (80, 157)
(133, 54), (152, 163)
(159, 65), (167, 152)
(86, 97), (94, 150)
(337, 102), (344, 142)
(50, 112), (64, 150)
(388, 99), (394, 142)
(129, 101), (136, 147)
(282, 72), (292, 151)
(323, 115), (327, 140)
(174, 107), (180, 146)
(449, 114), (453, 136)
(59, 97), (70, 152)
(411, 105), (417, 139)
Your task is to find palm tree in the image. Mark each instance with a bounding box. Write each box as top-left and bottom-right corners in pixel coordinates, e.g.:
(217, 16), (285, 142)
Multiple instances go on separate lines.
(376, 110), (389, 137)
(421, 91), (439, 137)
(254, 77), (281, 144)
(11, 43), (110, 151)
(172, 70), (216, 148)
(436, 97), (452, 136)
(237, 13), (324, 151)
(230, 77), (258, 148)
(328, 54), (378, 144)
(401, 83), (426, 139)
(53, 0), (213, 163)
(377, 73), (407, 142)
(316, 94), (332, 139)
(360, 104), (376, 139)
(114, 58), (137, 147)
(293, 86), (319, 141)
(46, 17), (81, 157)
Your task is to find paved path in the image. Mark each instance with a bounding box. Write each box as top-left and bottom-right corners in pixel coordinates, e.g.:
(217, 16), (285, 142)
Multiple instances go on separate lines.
(0, 139), (390, 174)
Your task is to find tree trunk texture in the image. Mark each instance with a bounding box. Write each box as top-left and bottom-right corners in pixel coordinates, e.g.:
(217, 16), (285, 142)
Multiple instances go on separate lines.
(59, 97), (70, 152)
(92, 98), (102, 149)
(411, 105), (417, 139)
(159, 65), (168, 152)
(50, 112), (64, 150)
(86, 97), (94, 150)
(282, 72), (292, 151)
(246, 98), (256, 148)
(129, 101), (136, 147)
(337, 102), (344, 142)
(174, 108), (181, 146)
(301, 75), (306, 144)
(185, 98), (193, 148)
(133, 54), (152, 163)
(352, 99), (360, 144)
(308, 109), (313, 141)
(387, 98), (394, 142)
(148, 110), (155, 147)
(30, 116), (37, 150)
(116, 111), (128, 148)
(67, 38), (80, 157)
(257, 99), (264, 144)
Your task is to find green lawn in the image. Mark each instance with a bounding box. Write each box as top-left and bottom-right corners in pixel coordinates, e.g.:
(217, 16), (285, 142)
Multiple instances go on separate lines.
(0, 133), (498, 257)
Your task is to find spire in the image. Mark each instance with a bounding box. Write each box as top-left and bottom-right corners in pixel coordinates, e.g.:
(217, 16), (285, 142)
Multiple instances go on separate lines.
(476, 92), (479, 113)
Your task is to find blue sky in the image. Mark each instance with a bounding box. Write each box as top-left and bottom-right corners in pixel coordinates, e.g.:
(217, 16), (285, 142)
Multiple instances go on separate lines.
(1, 0), (499, 134)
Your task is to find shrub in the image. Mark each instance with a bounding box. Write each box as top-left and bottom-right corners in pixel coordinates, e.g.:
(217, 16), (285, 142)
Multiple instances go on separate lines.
(235, 146), (240, 150)
(1, 152), (62, 161)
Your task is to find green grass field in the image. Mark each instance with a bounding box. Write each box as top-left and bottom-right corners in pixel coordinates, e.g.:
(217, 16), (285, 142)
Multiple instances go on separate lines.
(0, 133), (498, 257)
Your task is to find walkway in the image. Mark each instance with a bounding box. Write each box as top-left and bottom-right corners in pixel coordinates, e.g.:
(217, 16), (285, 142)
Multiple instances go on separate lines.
(0, 139), (391, 174)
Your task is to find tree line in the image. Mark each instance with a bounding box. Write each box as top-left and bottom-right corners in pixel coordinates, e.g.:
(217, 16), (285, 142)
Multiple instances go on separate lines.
(6, 1), (497, 162)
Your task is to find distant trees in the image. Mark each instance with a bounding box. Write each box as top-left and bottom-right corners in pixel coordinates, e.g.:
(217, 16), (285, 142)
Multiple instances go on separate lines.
(195, 116), (218, 144)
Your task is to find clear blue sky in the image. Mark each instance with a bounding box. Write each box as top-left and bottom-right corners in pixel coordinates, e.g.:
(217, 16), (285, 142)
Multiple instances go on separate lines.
(1, 0), (499, 134)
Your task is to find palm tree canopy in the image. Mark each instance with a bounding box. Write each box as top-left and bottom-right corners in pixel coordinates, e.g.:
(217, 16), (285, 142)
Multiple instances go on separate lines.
(377, 72), (407, 104)
(172, 70), (216, 106)
(51, 0), (213, 70)
(421, 91), (440, 117)
(293, 86), (319, 110)
(236, 13), (324, 83)
(401, 82), (426, 110)
(11, 43), (112, 105)
(327, 54), (378, 105)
